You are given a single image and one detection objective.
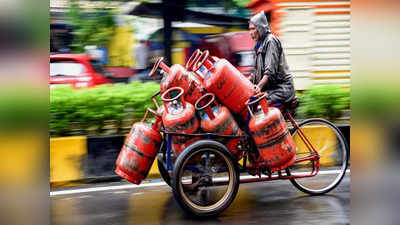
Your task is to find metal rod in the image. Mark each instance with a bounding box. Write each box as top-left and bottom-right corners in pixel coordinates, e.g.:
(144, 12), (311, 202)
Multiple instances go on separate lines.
(161, 130), (250, 139)
(211, 172), (319, 186)
(167, 134), (173, 171)
(286, 112), (318, 154)
(294, 154), (318, 163)
(285, 111), (321, 175)
(151, 91), (160, 109)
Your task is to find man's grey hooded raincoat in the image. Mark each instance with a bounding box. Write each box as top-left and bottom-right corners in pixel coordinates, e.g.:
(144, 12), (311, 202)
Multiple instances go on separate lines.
(250, 11), (295, 104)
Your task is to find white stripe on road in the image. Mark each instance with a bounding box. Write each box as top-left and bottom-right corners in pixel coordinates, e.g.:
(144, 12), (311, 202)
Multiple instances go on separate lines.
(287, 169), (350, 176)
(50, 182), (167, 196)
(50, 169), (349, 197)
(206, 169), (350, 182)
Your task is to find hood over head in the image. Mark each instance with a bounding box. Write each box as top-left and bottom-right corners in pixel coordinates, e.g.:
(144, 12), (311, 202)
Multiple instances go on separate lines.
(249, 11), (270, 40)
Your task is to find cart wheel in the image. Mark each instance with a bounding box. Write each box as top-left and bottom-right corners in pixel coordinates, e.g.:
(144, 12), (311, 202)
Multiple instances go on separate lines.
(157, 154), (171, 186)
(286, 118), (349, 195)
(172, 140), (240, 217)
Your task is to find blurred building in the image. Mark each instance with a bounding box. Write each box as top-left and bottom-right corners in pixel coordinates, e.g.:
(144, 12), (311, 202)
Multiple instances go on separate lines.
(50, 0), (350, 88)
(127, 0), (350, 89)
(50, 0), (135, 79)
(50, 0), (123, 54)
(246, 0), (350, 89)
(147, 22), (245, 66)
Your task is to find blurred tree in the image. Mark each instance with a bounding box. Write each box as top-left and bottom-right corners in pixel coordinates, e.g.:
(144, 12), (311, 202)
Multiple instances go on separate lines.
(232, 0), (252, 7)
(186, 0), (250, 18)
(187, 0), (250, 11)
(67, 0), (116, 53)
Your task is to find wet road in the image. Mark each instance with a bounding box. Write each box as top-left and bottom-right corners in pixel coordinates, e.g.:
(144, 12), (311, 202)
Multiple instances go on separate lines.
(51, 175), (350, 225)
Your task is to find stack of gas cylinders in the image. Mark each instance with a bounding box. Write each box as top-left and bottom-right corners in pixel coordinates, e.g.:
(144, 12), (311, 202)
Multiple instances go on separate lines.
(115, 49), (296, 184)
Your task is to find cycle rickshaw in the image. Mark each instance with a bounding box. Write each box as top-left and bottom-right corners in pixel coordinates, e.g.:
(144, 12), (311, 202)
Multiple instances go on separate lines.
(152, 89), (349, 217)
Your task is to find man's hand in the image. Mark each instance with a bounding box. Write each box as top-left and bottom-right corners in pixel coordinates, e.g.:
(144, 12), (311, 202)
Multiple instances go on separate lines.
(247, 73), (253, 81)
(254, 85), (261, 93)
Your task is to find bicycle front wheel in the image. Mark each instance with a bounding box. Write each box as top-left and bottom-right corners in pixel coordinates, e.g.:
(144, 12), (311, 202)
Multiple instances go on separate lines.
(172, 140), (240, 217)
(287, 118), (349, 195)
(157, 155), (171, 186)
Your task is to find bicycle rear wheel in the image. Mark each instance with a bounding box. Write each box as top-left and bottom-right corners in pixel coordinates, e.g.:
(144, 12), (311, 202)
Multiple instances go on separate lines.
(287, 118), (348, 195)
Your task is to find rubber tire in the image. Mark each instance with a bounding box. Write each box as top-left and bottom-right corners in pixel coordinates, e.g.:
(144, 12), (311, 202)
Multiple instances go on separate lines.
(157, 155), (171, 186)
(171, 140), (240, 217)
(287, 118), (349, 195)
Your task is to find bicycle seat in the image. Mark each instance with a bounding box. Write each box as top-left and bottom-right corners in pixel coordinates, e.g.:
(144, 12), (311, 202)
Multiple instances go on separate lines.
(273, 96), (298, 116)
(285, 96), (299, 111)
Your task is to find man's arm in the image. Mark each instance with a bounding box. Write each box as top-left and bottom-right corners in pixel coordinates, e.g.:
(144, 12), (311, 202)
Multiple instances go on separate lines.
(256, 75), (268, 92)
(257, 40), (280, 91)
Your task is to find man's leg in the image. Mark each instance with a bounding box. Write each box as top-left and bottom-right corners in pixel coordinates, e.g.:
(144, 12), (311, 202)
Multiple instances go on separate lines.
(266, 85), (295, 105)
(266, 89), (286, 105)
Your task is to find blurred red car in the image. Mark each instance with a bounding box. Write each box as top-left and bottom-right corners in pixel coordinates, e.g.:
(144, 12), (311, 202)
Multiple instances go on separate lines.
(50, 54), (113, 89)
(198, 31), (255, 77)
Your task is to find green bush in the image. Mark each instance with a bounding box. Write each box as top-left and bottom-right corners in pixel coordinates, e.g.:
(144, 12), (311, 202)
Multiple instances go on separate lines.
(0, 87), (47, 131)
(352, 84), (400, 120)
(297, 84), (350, 120)
(50, 82), (161, 137)
(50, 83), (350, 137)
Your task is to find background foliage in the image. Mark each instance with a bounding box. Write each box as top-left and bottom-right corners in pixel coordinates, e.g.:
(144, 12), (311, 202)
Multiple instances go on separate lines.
(297, 84), (350, 120)
(50, 82), (160, 137)
(50, 83), (350, 137)
(67, 0), (116, 52)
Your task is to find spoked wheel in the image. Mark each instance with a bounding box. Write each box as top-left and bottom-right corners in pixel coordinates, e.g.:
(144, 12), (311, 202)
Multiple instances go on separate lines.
(287, 118), (348, 195)
(172, 140), (240, 217)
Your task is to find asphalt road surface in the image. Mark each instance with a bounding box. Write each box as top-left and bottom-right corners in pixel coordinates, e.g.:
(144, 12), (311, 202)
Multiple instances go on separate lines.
(51, 174), (350, 225)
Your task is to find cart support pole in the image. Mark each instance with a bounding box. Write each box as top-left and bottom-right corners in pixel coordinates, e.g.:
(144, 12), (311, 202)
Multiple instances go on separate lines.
(167, 134), (173, 171)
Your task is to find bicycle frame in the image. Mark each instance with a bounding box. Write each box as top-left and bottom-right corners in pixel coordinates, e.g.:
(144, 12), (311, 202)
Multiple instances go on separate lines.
(161, 131), (247, 171)
(159, 108), (321, 184)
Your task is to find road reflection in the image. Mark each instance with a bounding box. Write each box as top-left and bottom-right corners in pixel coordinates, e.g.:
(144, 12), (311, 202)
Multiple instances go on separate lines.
(51, 177), (349, 225)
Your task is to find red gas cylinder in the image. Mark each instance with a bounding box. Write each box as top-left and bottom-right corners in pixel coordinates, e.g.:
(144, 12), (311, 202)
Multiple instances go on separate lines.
(246, 93), (296, 171)
(149, 57), (204, 105)
(193, 50), (255, 118)
(115, 108), (162, 184)
(161, 87), (200, 158)
(186, 49), (216, 79)
(195, 93), (245, 160)
(186, 49), (203, 74)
